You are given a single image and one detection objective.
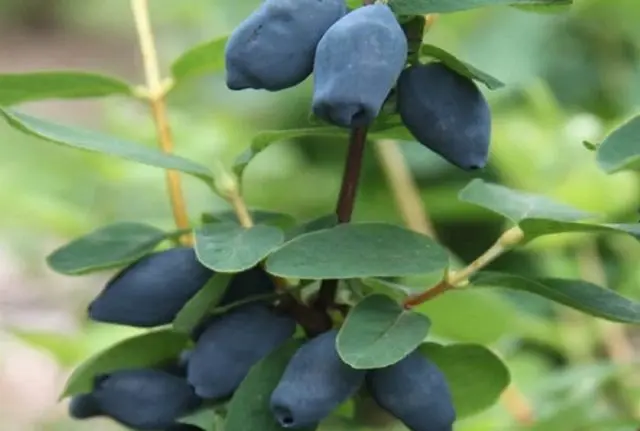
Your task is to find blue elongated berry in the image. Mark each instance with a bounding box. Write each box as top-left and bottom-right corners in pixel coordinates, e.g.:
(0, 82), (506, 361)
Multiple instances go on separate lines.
(225, 0), (347, 91)
(187, 304), (296, 400)
(91, 369), (201, 430)
(367, 350), (456, 431)
(397, 62), (492, 170)
(88, 247), (213, 327)
(68, 393), (101, 419)
(270, 329), (366, 428)
(312, 4), (408, 127)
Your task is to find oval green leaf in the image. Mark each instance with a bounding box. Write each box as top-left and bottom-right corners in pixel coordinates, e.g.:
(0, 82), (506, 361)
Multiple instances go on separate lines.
(519, 219), (640, 242)
(61, 329), (189, 398)
(0, 71), (132, 106)
(596, 115), (640, 173)
(337, 294), (431, 369)
(420, 45), (504, 90)
(225, 339), (317, 431)
(472, 272), (640, 324)
(458, 179), (593, 223)
(0, 108), (214, 184)
(46, 222), (170, 275)
(266, 222), (449, 279)
(173, 273), (233, 334)
(419, 342), (510, 418)
(388, 0), (572, 15)
(195, 222), (285, 273)
(233, 122), (415, 182)
(171, 36), (228, 83)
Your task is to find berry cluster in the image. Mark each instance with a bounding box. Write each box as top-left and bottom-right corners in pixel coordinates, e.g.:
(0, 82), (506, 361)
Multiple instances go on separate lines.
(67, 1), (482, 429)
(68, 247), (455, 430)
(225, 0), (492, 170)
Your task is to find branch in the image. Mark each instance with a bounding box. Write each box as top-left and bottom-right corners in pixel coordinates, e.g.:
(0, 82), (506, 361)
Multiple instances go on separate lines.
(403, 226), (524, 308)
(317, 126), (369, 310)
(130, 0), (191, 245)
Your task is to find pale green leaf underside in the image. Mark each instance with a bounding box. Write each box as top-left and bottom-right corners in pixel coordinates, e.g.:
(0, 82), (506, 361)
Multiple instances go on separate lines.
(0, 108), (214, 184)
(473, 272), (640, 324)
(596, 115), (640, 174)
(61, 329), (189, 398)
(0, 71), (131, 106)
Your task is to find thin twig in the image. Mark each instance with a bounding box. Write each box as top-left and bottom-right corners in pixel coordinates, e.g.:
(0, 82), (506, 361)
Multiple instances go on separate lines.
(403, 226), (524, 308)
(374, 140), (436, 237)
(131, 0), (191, 245)
(501, 384), (536, 426)
(228, 190), (254, 229)
(317, 126), (369, 309)
(336, 127), (369, 223)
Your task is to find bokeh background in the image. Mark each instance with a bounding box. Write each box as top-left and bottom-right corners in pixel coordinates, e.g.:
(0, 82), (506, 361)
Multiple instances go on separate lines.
(0, 0), (639, 430)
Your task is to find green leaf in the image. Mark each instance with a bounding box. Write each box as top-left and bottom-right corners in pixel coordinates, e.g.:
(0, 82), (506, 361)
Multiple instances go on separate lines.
(195, 222), (285, 273)
(203, 209), (296, 230)
(178, 407), (220, 431)
(0, 71), (131, 106)
(265, 222), (449, 279)
(61, 329), (189, 398)
(596, 115), (640, 173)
(173, 273), (233, 334)
(46, 222), (170, 275)
(225, 339), (317, 431)
(337, 294), (431, 369)
(388, 0), (572, 15)
(459, 180), (640, 242)
(519, 220), (640, 242)
(0, 108), (214, 184)
(420, 45), (504, 90)
(419, 342), (510, 418)
(459, 179), (592, 223)
(472, 272), (640, 324)
(171, 36), (228, 83)
(10, 331), (86, 367)
(233, 121), (418, 181)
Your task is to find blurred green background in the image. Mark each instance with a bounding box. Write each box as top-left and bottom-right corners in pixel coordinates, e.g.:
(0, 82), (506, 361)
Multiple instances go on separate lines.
(0, 0), (638, 430)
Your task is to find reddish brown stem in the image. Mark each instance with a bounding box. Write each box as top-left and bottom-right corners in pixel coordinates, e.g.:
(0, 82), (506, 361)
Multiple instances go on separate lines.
(317, 126), (369, 310)
(403, 279), (453, 309)
(336, 126), (369, 223)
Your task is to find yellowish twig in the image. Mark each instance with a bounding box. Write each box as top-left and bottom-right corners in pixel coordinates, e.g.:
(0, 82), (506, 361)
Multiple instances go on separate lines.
(229, 192), (254, 229)
(374, 140), (437, 238)
(403, 226), (524, 308)
(131, 0), (191, 245)
(424, 13), (440, 31)
(501, 384), (536, 426)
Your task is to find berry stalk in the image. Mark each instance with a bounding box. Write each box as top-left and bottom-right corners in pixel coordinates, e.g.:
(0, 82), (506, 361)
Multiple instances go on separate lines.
(131, 0), (191, 245)
(317, 126), (369, 310)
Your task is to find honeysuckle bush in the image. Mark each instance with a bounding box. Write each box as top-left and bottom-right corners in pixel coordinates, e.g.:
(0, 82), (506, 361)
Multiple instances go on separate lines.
(2, 0), (640, 430)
